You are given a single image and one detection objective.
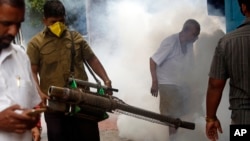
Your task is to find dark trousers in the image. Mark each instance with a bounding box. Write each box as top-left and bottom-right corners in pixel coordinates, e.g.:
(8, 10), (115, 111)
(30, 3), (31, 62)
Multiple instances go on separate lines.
(44, 112), (100, 141)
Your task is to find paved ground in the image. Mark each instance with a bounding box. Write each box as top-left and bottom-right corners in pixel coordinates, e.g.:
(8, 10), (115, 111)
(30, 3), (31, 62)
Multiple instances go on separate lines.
(40, 114), (129, 141)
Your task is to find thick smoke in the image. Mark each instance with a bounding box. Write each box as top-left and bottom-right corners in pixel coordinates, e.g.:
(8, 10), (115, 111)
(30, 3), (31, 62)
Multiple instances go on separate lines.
(61, 0), (88, 35)
(88, 0), (230, 141)
(21, 0), (232, 140)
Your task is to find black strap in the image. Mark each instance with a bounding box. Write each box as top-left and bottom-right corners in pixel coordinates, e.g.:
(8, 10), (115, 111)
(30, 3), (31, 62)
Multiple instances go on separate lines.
(83, 60), (101, 85)
(69, 31), (101, 85)
(70, 31), (76, 76)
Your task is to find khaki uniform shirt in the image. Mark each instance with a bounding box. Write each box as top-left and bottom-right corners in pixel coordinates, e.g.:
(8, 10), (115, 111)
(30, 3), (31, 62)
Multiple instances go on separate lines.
(27, 28), (94, 94)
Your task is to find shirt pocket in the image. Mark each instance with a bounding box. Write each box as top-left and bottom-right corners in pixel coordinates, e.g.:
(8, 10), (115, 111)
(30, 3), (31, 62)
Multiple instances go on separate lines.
(40, 46), (59, 75)
(10, 78), (39, 108)
(40, 45), (58, 65)
(65, 42), (82, 61)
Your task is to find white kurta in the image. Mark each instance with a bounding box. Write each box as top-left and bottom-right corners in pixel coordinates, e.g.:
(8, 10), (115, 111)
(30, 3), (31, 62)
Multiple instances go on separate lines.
(0, 43), (41, 141)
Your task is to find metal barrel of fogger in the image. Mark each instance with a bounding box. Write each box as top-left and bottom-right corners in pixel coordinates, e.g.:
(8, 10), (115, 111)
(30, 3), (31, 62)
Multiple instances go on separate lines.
(68, 78), (119, 92)
(48, 86), (195, 130)
(48, 86), (117, 112)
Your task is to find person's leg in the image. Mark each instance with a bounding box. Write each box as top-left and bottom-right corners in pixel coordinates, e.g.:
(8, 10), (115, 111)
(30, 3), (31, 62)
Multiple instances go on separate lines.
(44, 112), (66, 141)
(64, 116), (100, 141)
(159, 84), (185, 137)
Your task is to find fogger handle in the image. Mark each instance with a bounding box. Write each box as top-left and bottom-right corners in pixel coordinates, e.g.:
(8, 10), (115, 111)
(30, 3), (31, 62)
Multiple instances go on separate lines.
(106, 87), (118, 92)
(179, 120), (195, 130)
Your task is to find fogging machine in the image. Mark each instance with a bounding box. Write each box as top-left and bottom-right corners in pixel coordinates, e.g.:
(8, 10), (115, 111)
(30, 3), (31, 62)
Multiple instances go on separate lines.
(46, 78), (195, 130)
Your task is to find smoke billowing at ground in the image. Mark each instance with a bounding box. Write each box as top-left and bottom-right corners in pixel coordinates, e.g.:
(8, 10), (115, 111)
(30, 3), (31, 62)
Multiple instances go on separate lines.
(21, 0), (232, 140)
(88, 0), (230, 141)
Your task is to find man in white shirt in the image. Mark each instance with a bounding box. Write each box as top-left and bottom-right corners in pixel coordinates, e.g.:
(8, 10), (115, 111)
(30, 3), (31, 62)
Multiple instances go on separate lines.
(0, 0), (42, 140)
(150, 19), (200, 138)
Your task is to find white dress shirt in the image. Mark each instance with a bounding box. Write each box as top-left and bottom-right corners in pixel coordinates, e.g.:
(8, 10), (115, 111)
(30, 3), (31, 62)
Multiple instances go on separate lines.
(0, 43), (41, 141)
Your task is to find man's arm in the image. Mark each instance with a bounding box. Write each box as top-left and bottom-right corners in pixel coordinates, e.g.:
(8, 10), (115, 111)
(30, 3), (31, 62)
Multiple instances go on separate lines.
(31, 65), (49, 104)
(150, 57), (158, 97)
(206, 77), (226, 119)
(205, 77), (226, 140)
(86, 55), (112, 95)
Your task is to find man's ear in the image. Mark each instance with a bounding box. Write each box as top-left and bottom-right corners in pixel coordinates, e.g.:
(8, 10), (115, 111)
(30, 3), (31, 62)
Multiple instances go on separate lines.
(241, 3), (247, 16)
(42, 17), (48, 26)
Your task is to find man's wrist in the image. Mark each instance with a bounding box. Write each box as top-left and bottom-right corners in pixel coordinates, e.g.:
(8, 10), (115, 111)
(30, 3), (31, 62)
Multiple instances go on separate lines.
(104, 80), (111, 85)
(205, 116), (217, 122)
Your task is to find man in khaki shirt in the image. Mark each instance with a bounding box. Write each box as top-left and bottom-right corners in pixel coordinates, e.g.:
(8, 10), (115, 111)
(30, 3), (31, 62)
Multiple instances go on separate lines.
(26, 1), (113, 141)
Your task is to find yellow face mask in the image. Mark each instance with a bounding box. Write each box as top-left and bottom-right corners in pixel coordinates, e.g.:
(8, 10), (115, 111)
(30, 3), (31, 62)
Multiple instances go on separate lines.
(48, 22), (66, 37)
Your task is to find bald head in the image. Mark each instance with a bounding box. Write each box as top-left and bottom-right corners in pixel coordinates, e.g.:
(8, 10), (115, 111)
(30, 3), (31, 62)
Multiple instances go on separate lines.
(179, 19), (200, 46)
(181, 19), (200, 34)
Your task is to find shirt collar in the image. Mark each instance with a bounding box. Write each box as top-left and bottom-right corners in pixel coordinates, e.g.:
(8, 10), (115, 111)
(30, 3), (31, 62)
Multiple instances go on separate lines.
(237, 18), (250, 28)
(0, 43), (15, 65)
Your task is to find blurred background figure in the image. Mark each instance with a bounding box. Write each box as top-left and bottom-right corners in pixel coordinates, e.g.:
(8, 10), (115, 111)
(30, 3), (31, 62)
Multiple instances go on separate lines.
(150, 19), (200, 140)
